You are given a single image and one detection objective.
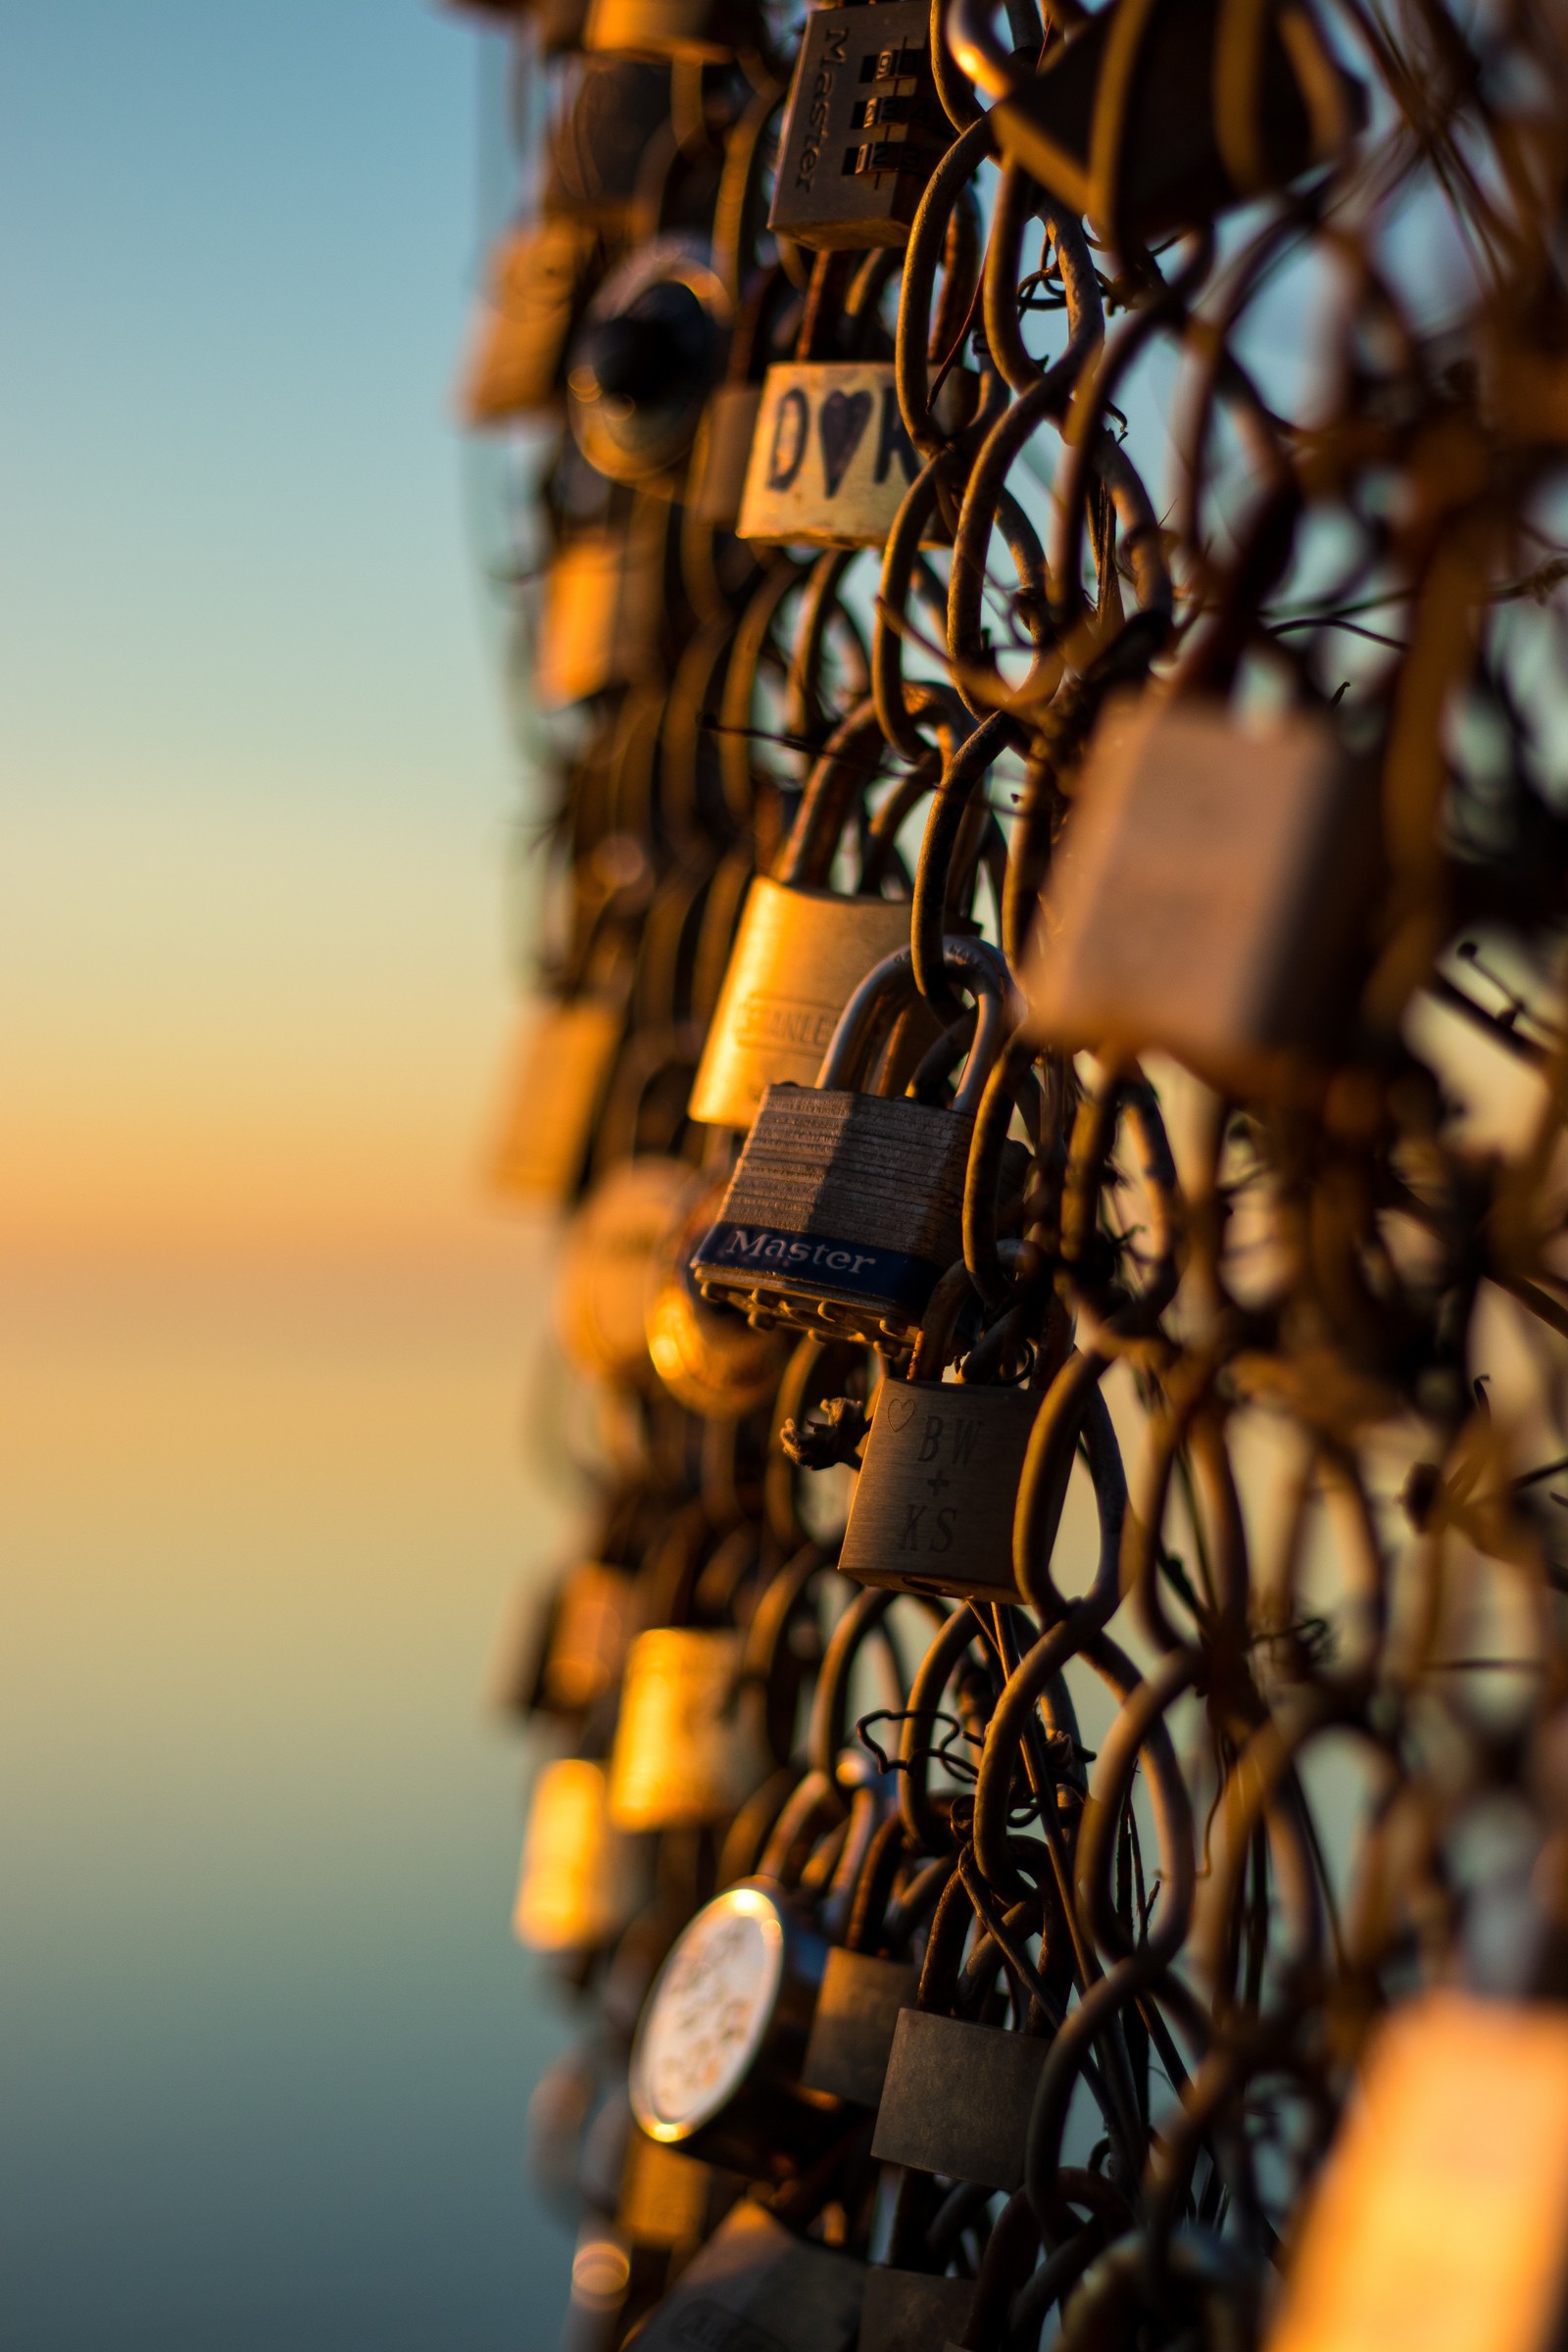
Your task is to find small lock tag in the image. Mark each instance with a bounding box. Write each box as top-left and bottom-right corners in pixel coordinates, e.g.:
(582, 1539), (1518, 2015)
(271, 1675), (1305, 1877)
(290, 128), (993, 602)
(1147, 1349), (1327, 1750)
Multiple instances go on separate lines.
(872, 2010), (1050, 2191)
(1023, 696), (1376, 1093)
(1268, 1992), (1568, 2352)
(557, 1156), (703, 1388)
(840, 1377), (1046, 1603)
(534, 528), (664, 709)
(609, 1629), (769, 1830)
(688, 875), (916, 1129)
(769, 0), (944, 249)
(459, 217), (598, 424)
(801, 1948), (918, 2106)
(490, 993), (623, 1205)
(513, 1759), (645, 1953)
(860, 2270), (978, 2352)
(738, 364), (961, 549)
(628, 2199), (865, 2352)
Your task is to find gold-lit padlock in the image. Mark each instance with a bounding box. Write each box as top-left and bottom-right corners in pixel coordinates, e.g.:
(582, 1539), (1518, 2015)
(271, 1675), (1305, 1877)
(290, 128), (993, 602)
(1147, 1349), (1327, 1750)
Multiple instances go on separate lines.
(558, 1156), (705, 1388)
(534, 524), (665, 710)
(491, 993), (624, 1206)
(459, 218), (600, 425)
(513, 1758), (644, 1953)
(608, 1628), (769, 1830)
(645, 1179), (792, 1416)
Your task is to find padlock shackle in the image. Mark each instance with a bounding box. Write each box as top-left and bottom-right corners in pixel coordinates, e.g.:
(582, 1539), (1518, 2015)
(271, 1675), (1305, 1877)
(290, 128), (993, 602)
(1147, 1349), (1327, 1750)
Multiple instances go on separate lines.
(945, 0), (1020, 102)
(773, 687), (964, 892)
(818, 937), (1014, 1118)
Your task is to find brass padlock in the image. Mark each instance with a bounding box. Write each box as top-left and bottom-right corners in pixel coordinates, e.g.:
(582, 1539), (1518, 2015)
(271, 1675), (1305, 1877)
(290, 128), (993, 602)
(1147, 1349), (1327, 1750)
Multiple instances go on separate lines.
(645, 1178), (792, 1417)
(838, 1374), (1046, 1603)
(584, 0), (763, 60)
(490, 991), (624, 1203)
(870, 2007), (1050, 2190)
(513, 1758), (646, 1953)
(566, 237), (730, 487)
(534, 523), (666, 709)
(608, 1628), (769, 1829)
(459, 217), (600, 424)
(627, 2198), (865, 2350)
(949, 0), (1362, 250)
(860, 2269), (977, 2352)
(485, 1559), (635, 1720)
(800, 1946), (918, 2106)
(1023, 694), (1378, 1094)
(737, 362), (973, 548)
(629, 1881), (842, 2172)
(768, 0), (945, 249)
(557, 1155), (704, 1388)
(691, 939), (1021, 1353)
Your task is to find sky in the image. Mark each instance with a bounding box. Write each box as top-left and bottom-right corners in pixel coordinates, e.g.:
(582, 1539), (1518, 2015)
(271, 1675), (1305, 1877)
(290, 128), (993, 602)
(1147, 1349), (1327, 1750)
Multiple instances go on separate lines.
(3, 6), (584, 2343)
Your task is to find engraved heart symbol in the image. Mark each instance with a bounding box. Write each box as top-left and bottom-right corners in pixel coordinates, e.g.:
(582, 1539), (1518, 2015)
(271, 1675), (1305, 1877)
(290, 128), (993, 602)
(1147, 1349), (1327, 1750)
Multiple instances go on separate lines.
(818, 388), (872, 496)
(883, 1389), (916, 1433)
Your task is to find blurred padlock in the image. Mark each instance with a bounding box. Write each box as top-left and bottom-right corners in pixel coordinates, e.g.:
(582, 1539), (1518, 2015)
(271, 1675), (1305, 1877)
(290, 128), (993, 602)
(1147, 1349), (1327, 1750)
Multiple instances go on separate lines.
(801, 1946), (918, 2106)
(558, 1154), (704, 1387)
(484, 1558), (635, 1721)
(459, 217), (600, 424)
(737, 361), (974, 547)
(871, 2007), (1050, 2190)
(1023, 695), (1378, 1093)
(689, 382), (764, 528)
(534, 522), (666, 708)
(628, 2197), (864, 2350)
(567, 237), (730, 487)
(584, 0), (763, 60)
(839, 1373), (1046, 1603)
(645, 1178), (792, 1416)
(544, 57), (673, 234)
(768, 0), (945, 248)
(514, 1759), (646, 1953)
(609, 1628), (769, 1829)
(491, 991), (624, 1203)
(692, 940), (1022, 1353)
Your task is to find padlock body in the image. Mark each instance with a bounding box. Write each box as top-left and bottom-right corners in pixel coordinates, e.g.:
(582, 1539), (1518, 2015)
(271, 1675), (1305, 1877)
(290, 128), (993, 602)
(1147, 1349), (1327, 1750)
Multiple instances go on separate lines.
(689, 382), (763, 527)
(491, 993), (623, 1202)
(860, 2268), (977, 2352)
(801, 1947), (918, 2106)
(688, 876), (915, 1127)
(840, 1377), (1045, 1602)
(584, 0), (760, 58)
(460, 217), (597, 424)
(609, 1628), (769, 1829)
(629, 2200), (865, 2351)
(691, 1087), (975, 1352)
(769, 0), (943, 248)
(534, 527), (664, 708)
(542, 1561), (638, 1713)
(513, 1759), (645, 1953)
(871, 2008), (1050, 2190)
(738, 363), (965, 548)
(544, 57), (672, 231)
(557, 1155), (701, 1388)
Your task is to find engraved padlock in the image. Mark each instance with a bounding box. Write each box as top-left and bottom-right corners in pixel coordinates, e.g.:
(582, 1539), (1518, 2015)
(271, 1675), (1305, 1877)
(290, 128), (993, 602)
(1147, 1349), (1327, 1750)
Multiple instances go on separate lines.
(513, 1758), (647, 1954)
(1023, 693), (1378, 1095)
(627, 2198), (865, 2350)
(583, 0), (763, 60)
(557, 1154), (705, 1388)
(948, 0), (1362, 251)
(691, 938), (1021, 1354)
(459, 216), (600, 424)
(871, 2006), (1051, 2190)
(737, 361), (972, 548)
(768, 0), (946, 250)
(490, 989), (624, 1203)
(566, 238), (730, 487)
(608, 1627), (770, 1830)
(629, 1882), (845, 2173)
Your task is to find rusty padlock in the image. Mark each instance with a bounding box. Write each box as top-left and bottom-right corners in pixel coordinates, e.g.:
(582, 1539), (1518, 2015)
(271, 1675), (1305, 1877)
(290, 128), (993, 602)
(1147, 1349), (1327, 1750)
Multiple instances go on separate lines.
(567, 236), (730, 486)
(768, 0), (946, 249)
(513, 1758), (648, 1954)
(459, 216), (600, 423)
(691, 938), (1021, 1354)
(860, 2268), (978, 2352)
(871, 2006), (1051, 2189)
(608, 1627), (770, 1829)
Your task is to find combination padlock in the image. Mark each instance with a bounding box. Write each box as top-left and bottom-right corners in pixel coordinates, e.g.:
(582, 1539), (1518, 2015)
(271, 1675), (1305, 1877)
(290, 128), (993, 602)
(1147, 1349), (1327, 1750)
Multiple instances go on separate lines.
(628, 1882), (844, 2173)
(1024, 693), (1378, 1096)
(513, 1759), (647, 1954)
(768, 0), (946, 249)
(459, 216), (600, 424)
(870, 2006), (1051, 2191)
(608, 1627), (770, 1830)
(736, 361), (973, 548)
(566, 237), (730, 487)
(949, 0), (1362, 251)
(490, 989), (624, 1203)
(691, 938), (1021, 1353)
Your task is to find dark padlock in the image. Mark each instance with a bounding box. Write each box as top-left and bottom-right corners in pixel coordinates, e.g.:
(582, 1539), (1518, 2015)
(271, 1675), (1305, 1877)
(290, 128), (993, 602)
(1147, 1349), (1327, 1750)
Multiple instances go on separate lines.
(769, 0), (946, 249)
(949, 0), (1362, 251)
(628, 2198), (865, 2352)
(628, 1880), (843, 2174)
(871, 2007), (1050, 2190)
(459, 217), (600, 423)
(544, 57), (673, 234)
(860, 2268), (978, 2352)
(616, 2126), (724, 2248)
(801, 1946), (918, 2106)
(567, 237), (731, 487)
(691, 939), (1023, 1354)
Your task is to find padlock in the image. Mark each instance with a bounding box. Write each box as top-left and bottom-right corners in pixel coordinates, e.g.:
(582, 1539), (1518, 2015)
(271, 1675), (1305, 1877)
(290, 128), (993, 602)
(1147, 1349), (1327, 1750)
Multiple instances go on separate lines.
(691, 939), (1023, 1354)
(736, 362), (975, 548)
(768, 0), (945, 250)
(689, 382), (764, 527)
(513, 1759), (647, 1953)
(1268, 1992), (1568, 2352)
(484, 1558), (635, 1720)
(566, 237), (730, 487)
(458, 216), (600, 425)
(871, 2007), (1050, 2190)
(557, 1155), (705, 1387)
(645, 1178), (792, 1417)
(543, 57), (673, 235)
(534, 523), (666, 709)
(583, 0), (763, 60)
(491, 992), (625, 1203)
(801, 1946), (918, 2106)
(860, 2269), (978, 2352)
(629, 1882), (845, 2172)
(1023, 694), (1379, 1095)
(838, 1375), (1047, 1603)
(949, 0), (1362, 251)
(627, 2198), (865, 2350)
(616, 2128), (715, 2247)
(608, 1627), (770, 1829)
